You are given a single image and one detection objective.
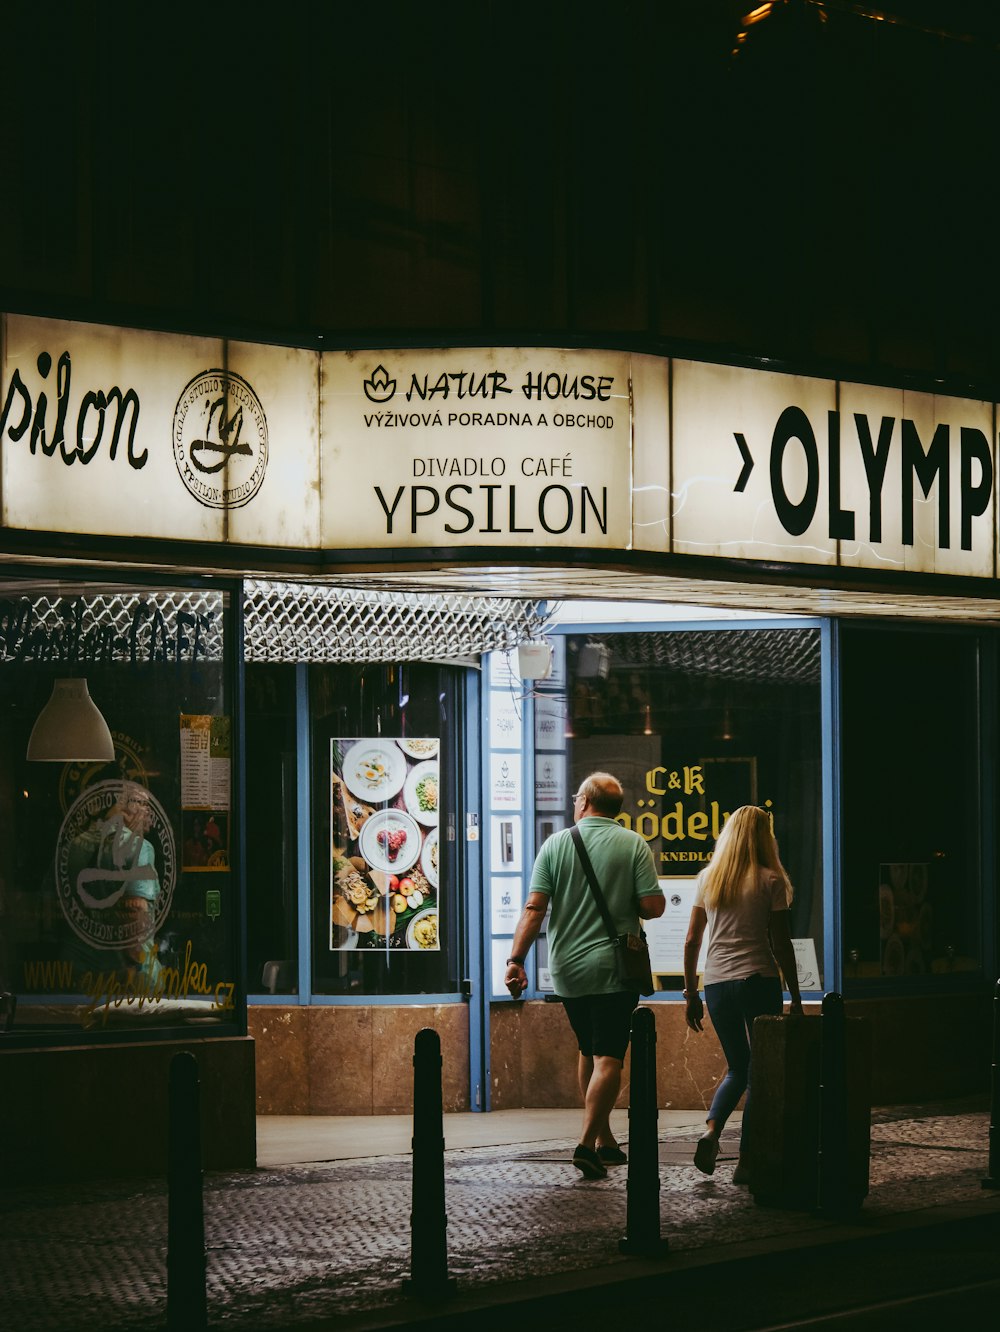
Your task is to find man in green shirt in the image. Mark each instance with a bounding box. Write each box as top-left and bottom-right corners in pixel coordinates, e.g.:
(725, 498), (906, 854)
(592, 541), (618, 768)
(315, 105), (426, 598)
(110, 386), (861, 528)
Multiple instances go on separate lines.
(505, 771), (664, 1179)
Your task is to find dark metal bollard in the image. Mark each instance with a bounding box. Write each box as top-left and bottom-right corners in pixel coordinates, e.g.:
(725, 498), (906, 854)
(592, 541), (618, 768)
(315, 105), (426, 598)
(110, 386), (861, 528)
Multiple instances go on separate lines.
(167, 1052), (207, 1330)
(619, 1006), (669, 1257)
(983, 978), (1000, 1190)
(403, 1028), (456, 1299)
(818, 992), (851, 1214)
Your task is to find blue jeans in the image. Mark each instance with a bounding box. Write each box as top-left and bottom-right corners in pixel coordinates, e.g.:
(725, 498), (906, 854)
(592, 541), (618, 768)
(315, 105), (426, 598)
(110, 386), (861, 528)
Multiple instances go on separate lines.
(704, 974), (783, 1151)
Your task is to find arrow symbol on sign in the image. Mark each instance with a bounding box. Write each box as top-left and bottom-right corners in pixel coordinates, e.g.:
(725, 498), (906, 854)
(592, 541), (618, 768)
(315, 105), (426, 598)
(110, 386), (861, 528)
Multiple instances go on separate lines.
(734, 432), (754, 492)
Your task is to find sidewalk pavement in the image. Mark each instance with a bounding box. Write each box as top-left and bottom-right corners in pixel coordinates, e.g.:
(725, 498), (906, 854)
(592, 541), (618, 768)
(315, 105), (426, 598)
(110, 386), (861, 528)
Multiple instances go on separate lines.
(2, 1098), (999, 1332)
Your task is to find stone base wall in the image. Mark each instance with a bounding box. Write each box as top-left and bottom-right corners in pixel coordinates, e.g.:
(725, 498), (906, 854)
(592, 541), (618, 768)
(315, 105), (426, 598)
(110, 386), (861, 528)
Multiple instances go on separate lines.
(249, 990), (992, 1116)
(248, 1000), (738, 1117)
(487, 992), (991, 1110)
(248, 1004), (470, 1115)
(489, 999), (739, 1112)
(0, 1035), (256, 1182)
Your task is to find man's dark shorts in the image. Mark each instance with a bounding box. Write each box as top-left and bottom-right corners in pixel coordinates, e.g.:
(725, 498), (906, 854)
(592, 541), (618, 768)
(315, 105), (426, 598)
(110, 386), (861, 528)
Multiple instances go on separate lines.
(562, 990), (640, 1062)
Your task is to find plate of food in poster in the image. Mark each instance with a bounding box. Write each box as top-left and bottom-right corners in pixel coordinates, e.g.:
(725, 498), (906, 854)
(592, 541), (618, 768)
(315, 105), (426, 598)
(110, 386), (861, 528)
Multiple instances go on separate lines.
(397, 737), (439, 760)
(403, 760), (439, 826)
(359, 809), (422, 874)
(406, 907), (439, 951)
(341, 739), (407, 801)
(420, 826), (440, 888)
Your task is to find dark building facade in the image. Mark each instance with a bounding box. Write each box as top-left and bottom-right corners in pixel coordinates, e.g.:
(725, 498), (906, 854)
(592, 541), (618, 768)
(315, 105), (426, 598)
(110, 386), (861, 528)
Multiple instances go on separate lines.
(2, 1), (998, 1173)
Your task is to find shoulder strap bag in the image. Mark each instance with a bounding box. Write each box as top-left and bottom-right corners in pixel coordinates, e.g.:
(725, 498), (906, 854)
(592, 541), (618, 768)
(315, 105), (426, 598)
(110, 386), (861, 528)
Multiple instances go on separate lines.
(570, 824), (655, 995)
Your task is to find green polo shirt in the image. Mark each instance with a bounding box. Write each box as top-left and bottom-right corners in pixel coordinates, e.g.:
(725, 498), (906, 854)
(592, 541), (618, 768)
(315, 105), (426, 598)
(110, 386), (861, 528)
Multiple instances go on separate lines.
(529, 817), (662, 997)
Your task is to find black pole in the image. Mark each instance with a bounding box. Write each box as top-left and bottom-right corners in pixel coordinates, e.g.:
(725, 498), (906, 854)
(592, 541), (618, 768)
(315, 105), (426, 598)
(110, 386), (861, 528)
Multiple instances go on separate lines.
(619, 1006), (669, 1257)
(817, 991), (851, 1214)
(167, 1051), (207, 1331)
(403, 1028), (456, 1298)
(983, 978), (1000, 1190)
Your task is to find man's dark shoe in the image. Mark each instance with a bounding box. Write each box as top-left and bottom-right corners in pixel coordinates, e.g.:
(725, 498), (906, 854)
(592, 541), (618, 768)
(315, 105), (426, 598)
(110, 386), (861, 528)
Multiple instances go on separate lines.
(572, 1144), (608, 1179)
(597, 1144), (628, 1165)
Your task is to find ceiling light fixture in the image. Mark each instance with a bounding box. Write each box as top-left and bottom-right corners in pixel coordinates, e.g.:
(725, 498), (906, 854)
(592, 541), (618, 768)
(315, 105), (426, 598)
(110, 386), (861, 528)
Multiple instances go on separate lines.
(26, 679), (115, 763)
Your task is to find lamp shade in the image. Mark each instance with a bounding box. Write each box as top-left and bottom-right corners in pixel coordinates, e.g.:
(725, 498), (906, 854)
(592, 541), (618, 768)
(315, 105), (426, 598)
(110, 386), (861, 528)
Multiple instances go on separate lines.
(517, 641), (553, 681)
(26, 678), (115, 762)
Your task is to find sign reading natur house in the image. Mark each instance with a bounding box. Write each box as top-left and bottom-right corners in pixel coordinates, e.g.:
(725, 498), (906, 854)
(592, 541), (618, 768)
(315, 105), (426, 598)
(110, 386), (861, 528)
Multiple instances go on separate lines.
(321, 348), (631, 548)
(2, 312), (998, 579)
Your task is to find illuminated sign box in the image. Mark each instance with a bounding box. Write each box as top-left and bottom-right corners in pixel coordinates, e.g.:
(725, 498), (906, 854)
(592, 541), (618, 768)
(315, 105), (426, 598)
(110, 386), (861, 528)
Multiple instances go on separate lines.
(3, 313), (997, 580)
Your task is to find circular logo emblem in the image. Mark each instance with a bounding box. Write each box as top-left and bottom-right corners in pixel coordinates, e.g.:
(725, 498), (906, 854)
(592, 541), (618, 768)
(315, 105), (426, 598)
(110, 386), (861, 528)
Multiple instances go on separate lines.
(173, 369), (268, 509)
(55, 781), (177, 951)
(58, 731), (150, 815)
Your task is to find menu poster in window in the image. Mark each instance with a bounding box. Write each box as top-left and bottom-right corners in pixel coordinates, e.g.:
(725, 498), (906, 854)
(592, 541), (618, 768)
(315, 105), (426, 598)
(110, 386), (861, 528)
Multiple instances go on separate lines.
(878, 863), (931, 977)
(180, 715), (232, 809)
(180, 715), (231, 870)
(329, 737), (440, 951)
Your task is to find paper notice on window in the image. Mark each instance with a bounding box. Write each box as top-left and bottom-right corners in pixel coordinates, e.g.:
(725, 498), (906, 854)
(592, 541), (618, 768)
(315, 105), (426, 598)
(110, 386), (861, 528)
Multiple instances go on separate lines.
(643, 878), (706, 977)
(491, 877), (522, 933)
(180, 715), (232, 810)
(792, 938), (821, 989)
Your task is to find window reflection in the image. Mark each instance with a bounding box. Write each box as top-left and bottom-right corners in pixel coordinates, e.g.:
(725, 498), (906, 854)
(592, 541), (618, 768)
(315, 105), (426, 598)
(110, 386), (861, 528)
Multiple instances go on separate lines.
(534, 628), (824, 992)
(0, 581), (237, 1038)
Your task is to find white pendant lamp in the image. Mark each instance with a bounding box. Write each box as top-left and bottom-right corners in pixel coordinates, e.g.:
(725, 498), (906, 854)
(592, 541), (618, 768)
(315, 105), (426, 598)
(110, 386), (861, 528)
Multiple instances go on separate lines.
(516, 640), (553, 681)
(26, 678), (115, 762)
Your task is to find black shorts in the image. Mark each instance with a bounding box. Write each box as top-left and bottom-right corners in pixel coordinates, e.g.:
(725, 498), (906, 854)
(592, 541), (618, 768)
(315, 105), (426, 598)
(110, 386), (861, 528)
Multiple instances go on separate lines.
(562, 990), (640, 1062)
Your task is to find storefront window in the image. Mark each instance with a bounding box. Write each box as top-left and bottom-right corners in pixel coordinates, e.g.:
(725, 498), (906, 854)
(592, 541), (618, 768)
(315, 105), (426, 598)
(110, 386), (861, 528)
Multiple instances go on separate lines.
(840, 625), (982, 984)
(0, 577), (240, 1041)
(534, 627), (824, 992)
(245, 664), (299, 995)
(310, 663), (465, 996)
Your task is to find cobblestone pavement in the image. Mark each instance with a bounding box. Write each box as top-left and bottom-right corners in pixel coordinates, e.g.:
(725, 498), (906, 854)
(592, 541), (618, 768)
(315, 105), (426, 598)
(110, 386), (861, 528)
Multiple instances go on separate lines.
(2, 1104), (998, 1332)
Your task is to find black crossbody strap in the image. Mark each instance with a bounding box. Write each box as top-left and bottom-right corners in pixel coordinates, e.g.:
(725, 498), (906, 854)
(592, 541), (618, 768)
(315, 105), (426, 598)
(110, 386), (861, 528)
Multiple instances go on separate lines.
(570, 825), (619, 947)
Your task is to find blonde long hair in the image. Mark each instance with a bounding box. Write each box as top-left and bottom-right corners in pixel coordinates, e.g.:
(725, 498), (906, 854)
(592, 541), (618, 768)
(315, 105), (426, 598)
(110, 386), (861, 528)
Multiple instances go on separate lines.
(701, 805), (792, 910)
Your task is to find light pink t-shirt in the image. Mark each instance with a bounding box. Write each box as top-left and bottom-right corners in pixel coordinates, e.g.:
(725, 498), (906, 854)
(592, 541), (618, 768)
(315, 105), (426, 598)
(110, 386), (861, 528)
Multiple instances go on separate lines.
(693, 867), (790, 985)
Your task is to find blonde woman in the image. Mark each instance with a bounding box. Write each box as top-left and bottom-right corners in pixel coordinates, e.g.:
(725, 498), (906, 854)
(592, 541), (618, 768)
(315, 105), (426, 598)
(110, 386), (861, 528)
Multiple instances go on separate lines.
(683, 805), (803, 1184)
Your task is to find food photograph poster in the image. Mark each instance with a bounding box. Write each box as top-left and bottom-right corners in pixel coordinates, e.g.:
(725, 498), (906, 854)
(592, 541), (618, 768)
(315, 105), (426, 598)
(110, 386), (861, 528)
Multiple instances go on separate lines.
(330, 737), (440, 952)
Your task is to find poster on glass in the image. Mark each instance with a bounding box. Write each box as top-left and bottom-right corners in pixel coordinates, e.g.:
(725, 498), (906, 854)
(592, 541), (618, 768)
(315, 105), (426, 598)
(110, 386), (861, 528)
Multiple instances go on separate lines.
(330, 737), (440, 951)
(878, 862), (931, 976)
